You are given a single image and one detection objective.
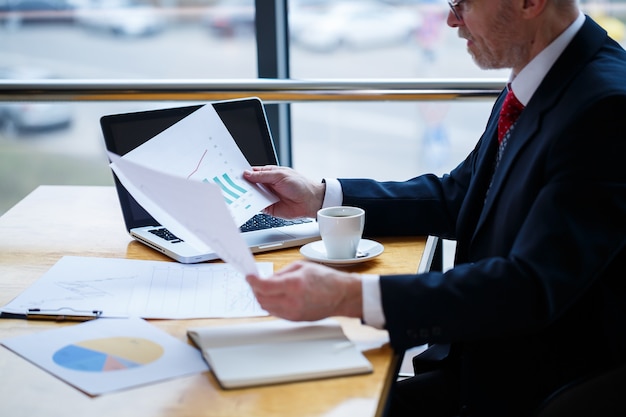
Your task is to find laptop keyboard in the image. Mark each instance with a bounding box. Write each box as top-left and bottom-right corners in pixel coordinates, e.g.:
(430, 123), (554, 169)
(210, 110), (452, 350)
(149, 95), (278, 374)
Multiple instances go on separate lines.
(148, 214), (313, 243)
(240, 213), (312, 232)
(149, 227), (183, 243)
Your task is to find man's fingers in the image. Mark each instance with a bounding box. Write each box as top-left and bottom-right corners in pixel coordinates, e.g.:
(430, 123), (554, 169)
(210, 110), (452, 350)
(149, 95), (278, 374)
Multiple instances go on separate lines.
(243, 165), (282, 183)
(246, 274), (288, 297)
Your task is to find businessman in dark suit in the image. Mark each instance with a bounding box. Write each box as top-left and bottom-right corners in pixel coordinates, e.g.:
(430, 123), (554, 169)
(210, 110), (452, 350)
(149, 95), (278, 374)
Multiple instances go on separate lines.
(244, 0), (626, 414)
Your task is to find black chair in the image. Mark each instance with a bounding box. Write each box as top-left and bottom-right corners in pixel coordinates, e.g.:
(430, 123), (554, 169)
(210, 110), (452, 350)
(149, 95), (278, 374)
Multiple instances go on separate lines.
(409, 345), (626, 417)
(532, 362), (626, 417)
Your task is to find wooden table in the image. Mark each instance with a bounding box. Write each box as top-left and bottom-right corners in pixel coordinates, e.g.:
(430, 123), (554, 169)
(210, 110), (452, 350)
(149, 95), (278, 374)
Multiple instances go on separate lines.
(0, 185), (425, 417)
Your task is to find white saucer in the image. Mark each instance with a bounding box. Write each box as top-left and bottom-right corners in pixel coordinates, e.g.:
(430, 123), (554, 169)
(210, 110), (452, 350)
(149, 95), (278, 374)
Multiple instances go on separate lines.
(299, 239), (384, 266)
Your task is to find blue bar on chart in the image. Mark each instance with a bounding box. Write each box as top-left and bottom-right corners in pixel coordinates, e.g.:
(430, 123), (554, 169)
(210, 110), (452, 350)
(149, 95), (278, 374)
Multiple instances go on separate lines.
(209, 173), (248, 205)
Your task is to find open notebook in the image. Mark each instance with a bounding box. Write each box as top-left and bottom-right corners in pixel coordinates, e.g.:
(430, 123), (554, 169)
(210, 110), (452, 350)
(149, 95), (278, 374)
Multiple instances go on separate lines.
(101, 97), (319, 263)
(187, 318), (372, 389)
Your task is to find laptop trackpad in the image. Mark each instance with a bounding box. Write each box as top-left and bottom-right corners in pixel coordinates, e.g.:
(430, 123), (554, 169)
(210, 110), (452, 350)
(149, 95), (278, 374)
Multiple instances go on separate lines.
(244, 230), (292, 246)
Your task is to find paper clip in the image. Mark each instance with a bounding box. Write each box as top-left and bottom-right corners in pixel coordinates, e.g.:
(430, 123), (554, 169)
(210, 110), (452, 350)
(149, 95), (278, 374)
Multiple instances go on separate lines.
(26, 307), (103, 322)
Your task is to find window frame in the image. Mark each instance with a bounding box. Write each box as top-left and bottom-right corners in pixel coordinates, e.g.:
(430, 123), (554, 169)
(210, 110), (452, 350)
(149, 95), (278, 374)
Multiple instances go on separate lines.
(255, 0), (292, 165)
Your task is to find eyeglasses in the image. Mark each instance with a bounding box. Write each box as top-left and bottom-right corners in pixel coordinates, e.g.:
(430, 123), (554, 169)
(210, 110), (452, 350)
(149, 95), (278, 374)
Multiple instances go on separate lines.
(448, 0), (467, 21)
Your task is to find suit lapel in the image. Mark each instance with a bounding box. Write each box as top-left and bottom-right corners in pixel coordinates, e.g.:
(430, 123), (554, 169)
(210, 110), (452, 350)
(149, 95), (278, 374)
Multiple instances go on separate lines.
(454, 94), (503, 262)
(471, 17), (608, 238)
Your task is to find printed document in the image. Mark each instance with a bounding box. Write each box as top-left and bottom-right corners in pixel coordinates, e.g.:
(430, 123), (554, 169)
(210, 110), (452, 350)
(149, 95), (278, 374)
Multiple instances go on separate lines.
(0, 256), (271, 319)
(109, 104), (278, 276)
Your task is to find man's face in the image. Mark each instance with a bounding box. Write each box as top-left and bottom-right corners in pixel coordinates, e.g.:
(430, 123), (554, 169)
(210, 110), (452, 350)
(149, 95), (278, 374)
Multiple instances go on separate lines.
(449, 0), (528, 71)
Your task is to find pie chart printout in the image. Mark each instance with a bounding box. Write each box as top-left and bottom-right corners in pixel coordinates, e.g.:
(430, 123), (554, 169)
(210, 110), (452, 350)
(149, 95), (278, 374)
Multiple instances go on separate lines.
(52, 337), (164, 372)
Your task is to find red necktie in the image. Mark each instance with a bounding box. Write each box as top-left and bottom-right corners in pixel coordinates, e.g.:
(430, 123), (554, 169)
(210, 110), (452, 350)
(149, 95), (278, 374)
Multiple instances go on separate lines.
(498, 89), (524, 144)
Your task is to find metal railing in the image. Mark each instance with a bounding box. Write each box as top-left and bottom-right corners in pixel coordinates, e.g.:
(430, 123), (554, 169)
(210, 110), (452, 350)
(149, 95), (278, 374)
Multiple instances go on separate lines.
(0, 79), (505, 102)
(0, 78), (506, 165)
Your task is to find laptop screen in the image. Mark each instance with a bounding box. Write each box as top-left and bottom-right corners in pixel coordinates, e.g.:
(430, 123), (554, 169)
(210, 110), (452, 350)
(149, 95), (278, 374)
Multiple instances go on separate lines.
(100, 98), (278, 231)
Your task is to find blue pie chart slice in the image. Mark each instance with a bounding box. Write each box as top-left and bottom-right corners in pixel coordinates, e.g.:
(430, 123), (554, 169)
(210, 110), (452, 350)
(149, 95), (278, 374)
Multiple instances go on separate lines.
(52, 337), (163, 372)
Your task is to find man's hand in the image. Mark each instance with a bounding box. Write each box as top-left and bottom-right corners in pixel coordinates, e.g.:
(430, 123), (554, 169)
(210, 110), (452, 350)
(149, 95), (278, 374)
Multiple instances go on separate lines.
(244, 165), (326, 219)
(246, 261), (363, 321)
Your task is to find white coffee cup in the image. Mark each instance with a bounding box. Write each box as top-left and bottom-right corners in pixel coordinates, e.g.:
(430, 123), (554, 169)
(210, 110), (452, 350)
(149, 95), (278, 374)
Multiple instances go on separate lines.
(317, 206), (365, 259)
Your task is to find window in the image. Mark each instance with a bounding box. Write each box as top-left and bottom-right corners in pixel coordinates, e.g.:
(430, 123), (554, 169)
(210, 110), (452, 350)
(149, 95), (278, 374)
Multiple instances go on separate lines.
(0, 0), (258, 213)
(1, 0), (623, 214)
(287, 0), (506, 180)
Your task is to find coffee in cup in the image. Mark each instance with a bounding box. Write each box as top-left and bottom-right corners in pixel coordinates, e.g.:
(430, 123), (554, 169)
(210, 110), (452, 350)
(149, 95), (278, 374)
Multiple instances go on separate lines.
(317, 206), (365, 259)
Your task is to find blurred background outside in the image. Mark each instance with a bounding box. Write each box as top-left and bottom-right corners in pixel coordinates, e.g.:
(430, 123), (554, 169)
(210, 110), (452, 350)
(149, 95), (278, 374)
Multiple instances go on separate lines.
(1, 0), (624, 214)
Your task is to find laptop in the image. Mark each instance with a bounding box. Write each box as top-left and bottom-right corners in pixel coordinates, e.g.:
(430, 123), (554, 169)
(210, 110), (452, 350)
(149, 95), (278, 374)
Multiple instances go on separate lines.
(101, 97), (319, 263)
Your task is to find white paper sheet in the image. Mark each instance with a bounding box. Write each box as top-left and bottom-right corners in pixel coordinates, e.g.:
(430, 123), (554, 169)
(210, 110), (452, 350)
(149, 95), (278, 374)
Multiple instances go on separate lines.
(117, 104), (277, 227)
(109, 103), (278, 276)
(111, 154), (259, 276)
(1, 256), (271, 319)
(1, 317), (209, 396)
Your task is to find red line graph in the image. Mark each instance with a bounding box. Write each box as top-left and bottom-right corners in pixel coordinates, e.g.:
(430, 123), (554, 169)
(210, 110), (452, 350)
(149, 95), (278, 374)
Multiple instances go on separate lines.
(187, 149), (208, 179)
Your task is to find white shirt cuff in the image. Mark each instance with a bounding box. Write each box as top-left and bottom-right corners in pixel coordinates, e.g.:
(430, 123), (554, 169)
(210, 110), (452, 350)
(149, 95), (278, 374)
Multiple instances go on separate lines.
(361, 274), (386, 329)
(322, 178), (343, 208)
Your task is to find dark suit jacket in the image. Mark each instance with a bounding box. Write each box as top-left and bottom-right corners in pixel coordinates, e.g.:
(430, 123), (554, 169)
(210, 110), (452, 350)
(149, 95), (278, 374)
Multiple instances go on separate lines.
(340, 17), (626, 417)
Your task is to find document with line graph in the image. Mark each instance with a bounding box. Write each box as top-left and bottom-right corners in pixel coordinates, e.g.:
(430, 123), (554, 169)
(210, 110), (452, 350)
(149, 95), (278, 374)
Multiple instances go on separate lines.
(110, 153), (260, 275)
(108, 103), (278, 275)
(102, 99), (319, 268)
(115, 104), (278, 227)
(0, 256), (272, 319)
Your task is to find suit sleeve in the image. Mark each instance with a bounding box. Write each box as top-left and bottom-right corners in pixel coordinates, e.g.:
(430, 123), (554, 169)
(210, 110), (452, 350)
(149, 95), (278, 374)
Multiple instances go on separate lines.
(339, 161), (473, 239)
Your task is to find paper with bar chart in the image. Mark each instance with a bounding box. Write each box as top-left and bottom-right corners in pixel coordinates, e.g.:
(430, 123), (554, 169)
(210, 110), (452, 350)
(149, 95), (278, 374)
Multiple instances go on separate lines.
(116, 104), (277, 227)
(111, 154), (260, 275)
(109, 104), (277, 275)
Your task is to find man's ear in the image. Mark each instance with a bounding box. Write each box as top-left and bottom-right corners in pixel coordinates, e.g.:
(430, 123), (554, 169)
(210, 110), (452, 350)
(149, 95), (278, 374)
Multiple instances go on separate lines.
(522, 0), (548, 17)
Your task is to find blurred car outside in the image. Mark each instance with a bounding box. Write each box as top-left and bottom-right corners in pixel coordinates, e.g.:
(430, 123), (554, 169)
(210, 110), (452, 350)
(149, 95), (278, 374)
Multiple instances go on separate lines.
(289, 1), (422, 52)
(75, 0), (167, 37)
(202, 0), (331, 39)
(0, 0), (74, 27)
(203, 0), (254, 38)
(0, 67), (73, 134)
